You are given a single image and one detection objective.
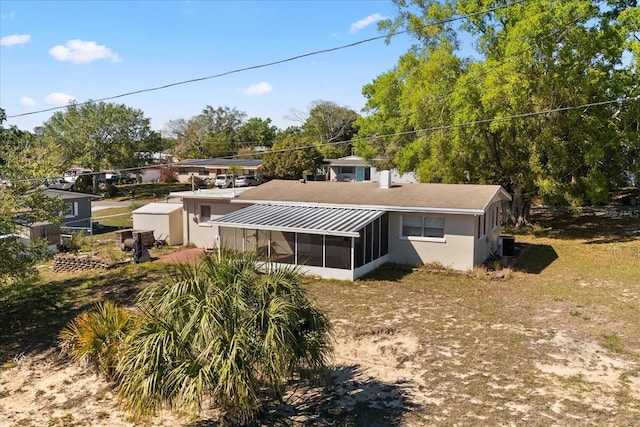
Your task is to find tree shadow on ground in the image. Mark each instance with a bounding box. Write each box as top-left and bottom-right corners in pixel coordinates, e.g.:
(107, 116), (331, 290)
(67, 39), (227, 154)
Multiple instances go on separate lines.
(514, 243), (559, 274)
(0, 266), (160, 363)
(359, 263), (418, 282)
(529, 209), (639, 243)
(193, 364), (418, 426)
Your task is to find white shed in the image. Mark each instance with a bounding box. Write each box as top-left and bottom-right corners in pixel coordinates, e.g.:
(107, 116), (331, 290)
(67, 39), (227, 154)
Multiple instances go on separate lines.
(132, 203), (183, 246)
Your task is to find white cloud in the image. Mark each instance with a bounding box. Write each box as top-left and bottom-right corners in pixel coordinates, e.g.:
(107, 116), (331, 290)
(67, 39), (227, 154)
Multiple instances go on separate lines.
(349, 13), (387, 34)
(242, 82), (273, 96)
(49, 39), (121, 64)
(0, 34), (31, 47)
(20, 97), (36, 107)
(44, 92), (75, 105)
(1, 11), (16, 20)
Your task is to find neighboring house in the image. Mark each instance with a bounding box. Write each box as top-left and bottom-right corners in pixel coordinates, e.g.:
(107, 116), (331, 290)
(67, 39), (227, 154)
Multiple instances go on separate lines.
(45, 189), (99, 231)
(169, 187), (253, 249)
(324, 155), (417, 183)
(173, 159), (263, 184)
(172, 174), (511, 280)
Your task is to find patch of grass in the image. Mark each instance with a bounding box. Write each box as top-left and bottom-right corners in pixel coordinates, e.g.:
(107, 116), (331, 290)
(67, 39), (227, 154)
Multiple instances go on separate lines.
(96, 410), (110, 420)
(603, 333), (624, 353)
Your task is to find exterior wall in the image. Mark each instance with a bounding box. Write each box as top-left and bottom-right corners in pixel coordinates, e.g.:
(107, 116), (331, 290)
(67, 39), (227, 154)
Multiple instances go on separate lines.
(182, 199), (249, 249)
(62, 198), (92, 230)
(176, 166), (262, 183)
(473, 202), (502, 266)
(132, 209), (183, 245)
(387, 212), (475, 270)
(329, 166), (417, 184)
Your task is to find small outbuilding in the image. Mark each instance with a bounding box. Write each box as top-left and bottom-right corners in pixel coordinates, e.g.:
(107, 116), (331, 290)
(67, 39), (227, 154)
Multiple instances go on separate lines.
(132, 203), (183, 246)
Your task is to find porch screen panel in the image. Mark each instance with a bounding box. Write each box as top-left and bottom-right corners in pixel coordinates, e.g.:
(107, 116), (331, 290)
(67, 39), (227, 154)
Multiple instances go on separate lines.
(257, 230), (269, 261)
(270, 230), (295, 264)
(354, 230), (364, 268)
(325, 236), (351, 269)
(365, 223), (373, 264)
(380, 213), (389, 256)
(234, 228), (244, 251)
(245, 229), (257, 253)
(373, 219), (380, 259)
(297, 233), (323, 267)
(220, 226), (235, 251)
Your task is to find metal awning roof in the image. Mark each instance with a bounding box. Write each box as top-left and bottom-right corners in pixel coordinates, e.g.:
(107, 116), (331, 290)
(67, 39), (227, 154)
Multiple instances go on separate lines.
(211, 204), (384, 237)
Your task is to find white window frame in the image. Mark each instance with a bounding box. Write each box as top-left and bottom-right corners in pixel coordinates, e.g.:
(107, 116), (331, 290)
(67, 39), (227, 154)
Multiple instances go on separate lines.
(63, 202), (78, 219)
(400, 215), (446, 243)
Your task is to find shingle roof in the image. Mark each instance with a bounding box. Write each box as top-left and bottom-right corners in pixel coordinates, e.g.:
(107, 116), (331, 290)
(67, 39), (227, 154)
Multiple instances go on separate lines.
(233, 180), (511, 214)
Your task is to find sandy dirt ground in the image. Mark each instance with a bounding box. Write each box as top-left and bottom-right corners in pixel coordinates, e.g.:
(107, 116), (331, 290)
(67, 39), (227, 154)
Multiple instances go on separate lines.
(1, 322), (638, 426)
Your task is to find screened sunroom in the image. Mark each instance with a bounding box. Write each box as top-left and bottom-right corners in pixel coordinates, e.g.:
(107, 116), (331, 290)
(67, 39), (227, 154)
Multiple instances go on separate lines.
(213, 204), (389, 280)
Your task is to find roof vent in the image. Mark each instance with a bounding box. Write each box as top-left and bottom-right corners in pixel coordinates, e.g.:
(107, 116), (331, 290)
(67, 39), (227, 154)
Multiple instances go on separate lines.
(380, 170), (391, 189)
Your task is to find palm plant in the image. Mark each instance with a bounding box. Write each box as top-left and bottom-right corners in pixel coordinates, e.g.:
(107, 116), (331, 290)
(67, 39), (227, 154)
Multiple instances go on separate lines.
(59, 300), (135, 380)
(116, 250), (332, 423)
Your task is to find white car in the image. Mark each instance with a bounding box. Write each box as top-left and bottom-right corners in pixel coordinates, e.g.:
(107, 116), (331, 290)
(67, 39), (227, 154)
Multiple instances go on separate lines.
(215, 174), (234, 188)
(234, 175), (260, 187)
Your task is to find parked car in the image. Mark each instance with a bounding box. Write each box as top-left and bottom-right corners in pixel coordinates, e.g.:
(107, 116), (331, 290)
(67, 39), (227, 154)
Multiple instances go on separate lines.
(215, 174), (235, 188)
(234, 175), (260, 187)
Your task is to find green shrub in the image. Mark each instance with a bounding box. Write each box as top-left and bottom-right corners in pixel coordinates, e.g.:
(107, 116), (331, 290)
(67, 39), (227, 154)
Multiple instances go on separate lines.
(104, 184), (119, 198)
(58, 301), (136, 380)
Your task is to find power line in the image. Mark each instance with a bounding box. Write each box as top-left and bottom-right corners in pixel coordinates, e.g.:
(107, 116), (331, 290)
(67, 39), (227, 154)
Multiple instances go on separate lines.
(6, 0), (527, 120)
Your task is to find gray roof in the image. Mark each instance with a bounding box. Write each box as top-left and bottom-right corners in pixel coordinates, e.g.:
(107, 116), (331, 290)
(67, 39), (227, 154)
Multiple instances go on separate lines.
(44, 189), (100, 200)
(212, 204), (384, 237)
(233, 180), (511, 214)
(177, 158), (262, 167)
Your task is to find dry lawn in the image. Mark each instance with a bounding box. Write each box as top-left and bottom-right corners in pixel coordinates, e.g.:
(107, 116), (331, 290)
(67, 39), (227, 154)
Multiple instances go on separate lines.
(1, 210), (639, 426)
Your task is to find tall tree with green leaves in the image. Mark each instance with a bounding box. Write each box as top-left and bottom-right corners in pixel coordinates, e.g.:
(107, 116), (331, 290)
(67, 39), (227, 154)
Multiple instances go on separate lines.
(302, 100), (359, 159)
(40, 101), (161, 192)
(262, 134), (323, 179)
(237, 117), (278, 148)
(116, 251), (332, 423)
(355, 0), (639, 226)
(168, 106), (247, 159)
(0, 109), (66, 286)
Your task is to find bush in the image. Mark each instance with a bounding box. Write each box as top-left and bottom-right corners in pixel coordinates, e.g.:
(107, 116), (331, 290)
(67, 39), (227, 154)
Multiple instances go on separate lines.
(104, 184), (119, 198)
(160, 168), (178, 183)
(59, 301), (135, 380)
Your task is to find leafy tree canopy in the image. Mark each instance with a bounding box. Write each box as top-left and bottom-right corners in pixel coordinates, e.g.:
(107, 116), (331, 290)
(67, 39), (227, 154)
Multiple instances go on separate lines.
(355, 0), (639, 226)
(39, 101), (161, 191)
(262, 134), (323, 179)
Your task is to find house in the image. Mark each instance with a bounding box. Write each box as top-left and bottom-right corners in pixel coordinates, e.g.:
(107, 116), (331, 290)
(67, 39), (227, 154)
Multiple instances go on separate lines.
(168, 187), (253, 249)
(172, 173), (511, 280)
(173, 159), (262, 184)
(324, 155), (417, 183)
(45, 189), (100, 231)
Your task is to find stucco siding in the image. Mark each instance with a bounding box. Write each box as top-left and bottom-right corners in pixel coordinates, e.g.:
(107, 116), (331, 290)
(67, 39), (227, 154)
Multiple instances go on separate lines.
(184, 200), (249, 249)
(387, 212), (475, 270)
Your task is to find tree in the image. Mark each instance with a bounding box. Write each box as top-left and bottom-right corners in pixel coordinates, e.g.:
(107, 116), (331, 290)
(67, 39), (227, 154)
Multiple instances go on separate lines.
(0, 109), (66, 286)
(40, 101), (161, 192)
(116, 251), (332, 423)
(169, 106), (247, 159)
(262, 134), (323, 179)
(237, 117), (278, 148)
(355, 0), (639, 226)
(302, 100), (359, 159)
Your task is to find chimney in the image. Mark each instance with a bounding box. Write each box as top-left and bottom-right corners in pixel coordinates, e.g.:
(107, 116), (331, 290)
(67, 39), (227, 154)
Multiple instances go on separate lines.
(379, 170), (391, 189)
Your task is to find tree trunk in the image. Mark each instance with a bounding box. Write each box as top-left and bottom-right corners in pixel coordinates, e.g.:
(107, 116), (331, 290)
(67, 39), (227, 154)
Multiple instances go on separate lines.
(503, 187), (531, 228)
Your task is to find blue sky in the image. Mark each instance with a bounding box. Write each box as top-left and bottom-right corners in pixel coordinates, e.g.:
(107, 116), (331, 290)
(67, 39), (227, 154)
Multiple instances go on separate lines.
(0, 1), (417, 133)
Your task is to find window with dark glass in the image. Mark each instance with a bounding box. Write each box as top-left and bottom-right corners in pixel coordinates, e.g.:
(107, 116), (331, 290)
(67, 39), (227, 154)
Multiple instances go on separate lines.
(200, 205), (211, 221)
(403, 215), (444, 238)
(341, 166), (354, 174)
(325, 236), (351, 269)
